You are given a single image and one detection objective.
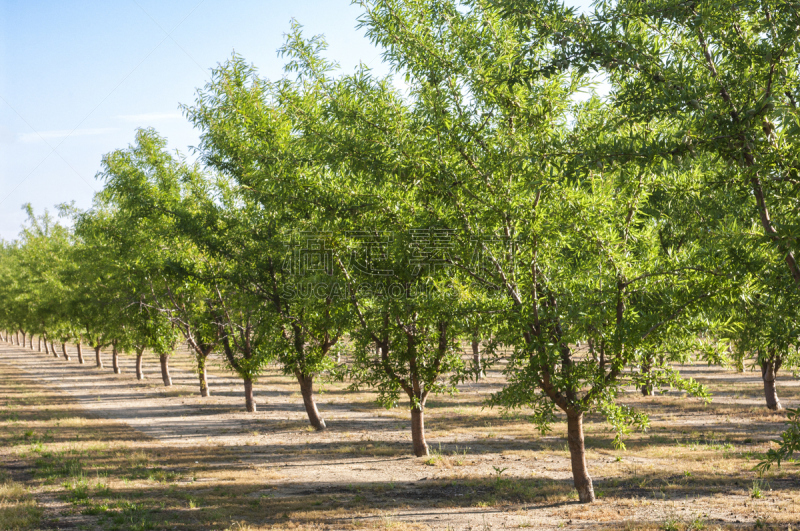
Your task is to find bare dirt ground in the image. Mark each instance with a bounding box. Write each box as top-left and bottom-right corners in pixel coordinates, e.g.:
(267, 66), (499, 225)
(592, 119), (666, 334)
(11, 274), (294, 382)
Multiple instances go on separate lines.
(0, 341), (798, 531)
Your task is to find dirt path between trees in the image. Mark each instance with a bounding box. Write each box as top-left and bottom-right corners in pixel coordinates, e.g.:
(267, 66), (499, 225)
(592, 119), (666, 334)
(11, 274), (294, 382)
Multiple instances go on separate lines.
(1, 342), (798, 530)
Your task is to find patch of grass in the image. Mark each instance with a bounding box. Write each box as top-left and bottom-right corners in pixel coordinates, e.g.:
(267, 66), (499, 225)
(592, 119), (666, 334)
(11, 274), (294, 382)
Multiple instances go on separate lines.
(750, 479), (764, 499)
(35, 454), (84, 481)
(63, 478), (91, 502)
(108, 501), (156, 531)
(0, 480), (42, 530)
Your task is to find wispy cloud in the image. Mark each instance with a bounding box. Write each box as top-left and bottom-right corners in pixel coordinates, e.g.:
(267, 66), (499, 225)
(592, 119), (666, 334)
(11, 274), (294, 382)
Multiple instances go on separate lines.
(116, 112), (182, 123)
(18, 127), (118, 143)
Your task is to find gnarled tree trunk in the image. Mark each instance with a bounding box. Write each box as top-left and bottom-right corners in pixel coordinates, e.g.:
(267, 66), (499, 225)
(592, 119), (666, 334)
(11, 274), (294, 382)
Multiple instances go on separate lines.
(567, 411), (595, 503)
(296, 371), (325, 430)
(244, 378), (256, 412)
(61, 342), (70, 361)
(111, 341), (121, 374)
(640, 358), (655, 396)
(761, 359), (782, 411)
(410, 405), (429, 457)
(160, 354), (172, 386)
(197, 354), (210, 397)
(472, 338), (484, 380)
(135, 348), (145, 380)
(94, 345), (103, 369)
(76, 342), (84, 364)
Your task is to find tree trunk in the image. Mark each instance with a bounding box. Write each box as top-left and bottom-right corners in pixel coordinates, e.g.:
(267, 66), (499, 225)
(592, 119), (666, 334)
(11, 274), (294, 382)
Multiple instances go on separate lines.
(94, 345), (103, 368)
(761, 360), (782, 411)
(112, 342), (121, 374)
(76, 342), (84, 364)
(410, 406), (429, 457)
(567, 411), (596, 503)
(197, 354), (210, 397)
(472, 338), (483, 380)
(21, 331), (26, 348)
(15, 330), (20, 345)
(135, 349), (145, 380)
(640, 359), (655, 396)
(51, 341), (58, 358)
(30, 335), (34, 350)
(296, 371), (325, 430)
(61, 342), (70, 361)
(244, 378), (256, 412)
(160, 354), (172, 387)
(37, 336), (42, 352)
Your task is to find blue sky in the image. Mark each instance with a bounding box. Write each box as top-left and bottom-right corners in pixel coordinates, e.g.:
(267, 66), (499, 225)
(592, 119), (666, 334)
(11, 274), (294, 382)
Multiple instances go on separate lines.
(0, 0), (590, 241)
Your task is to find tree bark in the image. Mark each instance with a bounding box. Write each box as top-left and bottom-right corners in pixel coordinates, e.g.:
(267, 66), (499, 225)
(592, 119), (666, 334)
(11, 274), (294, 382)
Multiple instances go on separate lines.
(37, 336), (42, 352)
(197, 354), (210, 397)
(244, 378), (256, 412)
(472, 338), (484, 380)
(135, 349), (145, 380)
(76, 342), (84, 364)
(21, 331), (26, 348)
(61, 342), (70, 361)
(567, 411), (595, 503)
(761, 360), (782, 410)
(111, 342), (121, 374)
(296, 371), (325, 430)
(410, 406), (429, 457)
(15, 330), (19, 345)
(640, 357), (655, 396)
(94, 345), (103, 369)
(160, 354), (172, 387)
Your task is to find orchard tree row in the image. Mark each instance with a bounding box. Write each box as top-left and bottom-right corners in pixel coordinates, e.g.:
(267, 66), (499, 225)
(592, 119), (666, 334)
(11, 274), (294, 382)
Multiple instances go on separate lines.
(1, 0), (799, 503)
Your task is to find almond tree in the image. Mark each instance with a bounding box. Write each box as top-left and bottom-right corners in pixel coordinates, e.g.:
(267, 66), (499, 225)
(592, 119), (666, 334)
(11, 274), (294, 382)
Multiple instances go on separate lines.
(71, 201), (180, 383)
(551, 0), (800, 436)
(86, 129), (271, 409)
(183, 53), (355, 428)
(97, 129), (226, 394)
